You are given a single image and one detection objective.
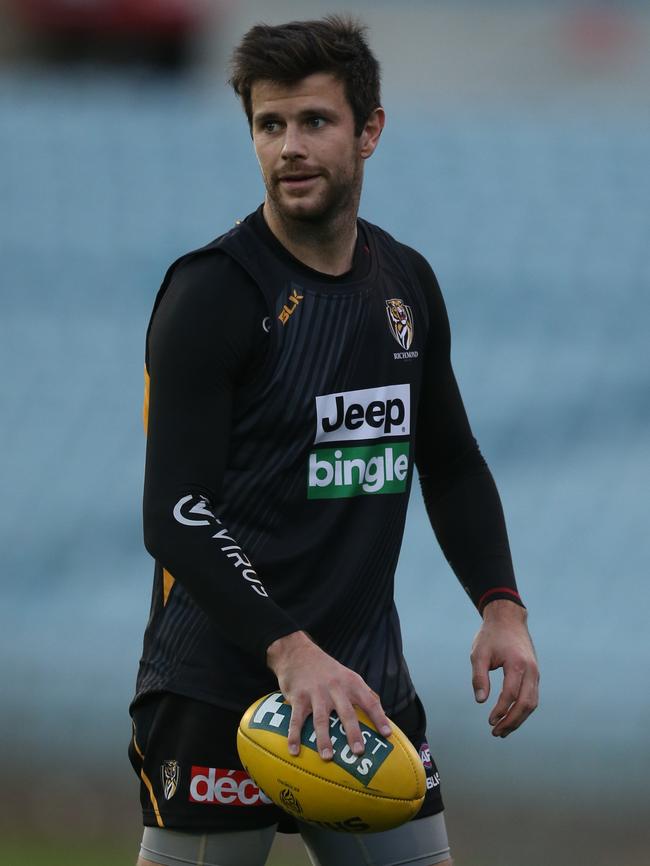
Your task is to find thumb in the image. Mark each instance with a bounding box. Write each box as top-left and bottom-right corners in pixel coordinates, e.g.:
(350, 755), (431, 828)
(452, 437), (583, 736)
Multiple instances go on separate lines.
(471, 651), (490, 703)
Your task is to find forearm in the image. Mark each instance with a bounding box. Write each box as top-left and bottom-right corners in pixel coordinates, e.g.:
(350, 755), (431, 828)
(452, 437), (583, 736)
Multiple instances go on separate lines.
(420, 459), (524, 613)
(144, 489), (300, 659)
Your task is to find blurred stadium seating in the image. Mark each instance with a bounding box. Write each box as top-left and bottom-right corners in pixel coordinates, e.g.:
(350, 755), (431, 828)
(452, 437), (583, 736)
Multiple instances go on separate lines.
(3, 0), (216, 67)
(1, 3), (649, 865)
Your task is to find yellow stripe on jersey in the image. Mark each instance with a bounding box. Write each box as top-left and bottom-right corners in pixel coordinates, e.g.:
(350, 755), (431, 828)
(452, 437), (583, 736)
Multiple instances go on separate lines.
(132, 722), (145, 760)
(163, 568), (176, 606)
(140, 768), (164, 828)
(143, 365), (151, 435)
(132, 724), (164, 827)
(144, 366), (175, 607)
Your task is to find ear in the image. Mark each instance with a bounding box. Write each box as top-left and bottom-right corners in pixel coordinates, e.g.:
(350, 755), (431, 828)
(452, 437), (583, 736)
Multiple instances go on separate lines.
(359, 107), (385, 160)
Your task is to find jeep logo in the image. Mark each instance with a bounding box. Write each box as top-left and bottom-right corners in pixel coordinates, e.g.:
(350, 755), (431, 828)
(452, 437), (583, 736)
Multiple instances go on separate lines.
(315, 385), (410, 444)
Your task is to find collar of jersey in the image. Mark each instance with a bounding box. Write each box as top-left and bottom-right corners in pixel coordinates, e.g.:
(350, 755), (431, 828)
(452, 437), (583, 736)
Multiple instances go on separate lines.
(247, 205), (377, 293)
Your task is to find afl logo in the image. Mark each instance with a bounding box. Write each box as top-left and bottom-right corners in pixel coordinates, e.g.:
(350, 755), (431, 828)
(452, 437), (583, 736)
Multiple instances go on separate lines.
(386, 299), (414, 350)
(419, 743), (433, 769)
(161, 760), (180, 801)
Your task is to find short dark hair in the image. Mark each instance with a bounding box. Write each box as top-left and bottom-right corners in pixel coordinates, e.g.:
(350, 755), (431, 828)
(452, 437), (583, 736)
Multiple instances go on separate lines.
(229, 15), (381, 137)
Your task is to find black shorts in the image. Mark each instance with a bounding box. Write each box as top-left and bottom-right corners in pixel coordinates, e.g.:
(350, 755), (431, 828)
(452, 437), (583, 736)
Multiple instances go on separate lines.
(128, 692), (444, 833)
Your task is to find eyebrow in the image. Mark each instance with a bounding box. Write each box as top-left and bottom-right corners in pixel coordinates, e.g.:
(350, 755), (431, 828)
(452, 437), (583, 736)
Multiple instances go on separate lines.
(253, 106), (339, 126)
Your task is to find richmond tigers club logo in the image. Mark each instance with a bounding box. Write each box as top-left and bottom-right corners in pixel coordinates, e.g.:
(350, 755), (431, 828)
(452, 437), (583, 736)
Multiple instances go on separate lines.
(161, 760), (180, 801)
(280, 788), (303, 815)
(386, 298), (414, 350)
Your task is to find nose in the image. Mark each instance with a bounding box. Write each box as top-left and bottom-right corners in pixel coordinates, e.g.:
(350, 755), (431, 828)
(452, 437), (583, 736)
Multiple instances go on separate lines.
(281, 123), (308, 161)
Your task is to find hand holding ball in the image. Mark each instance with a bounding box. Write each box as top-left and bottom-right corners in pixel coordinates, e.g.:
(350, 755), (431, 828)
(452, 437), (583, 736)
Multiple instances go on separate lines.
(237, 692), (426, 832)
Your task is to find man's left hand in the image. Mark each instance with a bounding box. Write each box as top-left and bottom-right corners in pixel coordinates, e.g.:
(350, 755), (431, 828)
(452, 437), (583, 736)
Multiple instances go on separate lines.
(470, 599), (539, 737)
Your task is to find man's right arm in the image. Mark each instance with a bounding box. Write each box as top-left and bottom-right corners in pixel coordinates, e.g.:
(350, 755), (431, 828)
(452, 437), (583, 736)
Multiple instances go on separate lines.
(142, 252), (300, 659)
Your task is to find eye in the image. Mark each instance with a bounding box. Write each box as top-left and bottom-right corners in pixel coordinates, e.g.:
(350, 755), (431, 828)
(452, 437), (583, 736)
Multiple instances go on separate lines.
(263, 120), (281, 133)
(307, 116), (327, 129)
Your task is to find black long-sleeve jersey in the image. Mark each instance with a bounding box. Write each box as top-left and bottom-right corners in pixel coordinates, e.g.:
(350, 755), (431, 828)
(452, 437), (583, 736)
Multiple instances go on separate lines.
(134, 206), (522, 716)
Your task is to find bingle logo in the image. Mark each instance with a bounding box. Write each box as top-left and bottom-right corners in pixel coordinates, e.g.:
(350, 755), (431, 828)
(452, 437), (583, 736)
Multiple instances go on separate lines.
(308, 444), (410, 499)
(315, 385), (410, 444)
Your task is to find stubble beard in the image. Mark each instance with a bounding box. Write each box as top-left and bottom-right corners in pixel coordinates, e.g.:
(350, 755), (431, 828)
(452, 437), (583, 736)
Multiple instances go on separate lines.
(266, 159), (363, 241)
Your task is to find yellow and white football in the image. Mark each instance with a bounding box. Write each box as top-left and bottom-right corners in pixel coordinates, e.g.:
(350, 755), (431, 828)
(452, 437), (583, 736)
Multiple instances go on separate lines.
(237, 692), (426, 833)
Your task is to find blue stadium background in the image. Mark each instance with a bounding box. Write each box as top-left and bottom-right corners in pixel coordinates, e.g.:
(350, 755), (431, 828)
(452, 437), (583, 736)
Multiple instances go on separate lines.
(1, 3), (649, 864)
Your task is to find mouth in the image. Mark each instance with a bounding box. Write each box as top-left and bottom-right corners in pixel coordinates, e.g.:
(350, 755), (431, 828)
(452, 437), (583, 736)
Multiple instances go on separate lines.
(278, 173), (321, 189)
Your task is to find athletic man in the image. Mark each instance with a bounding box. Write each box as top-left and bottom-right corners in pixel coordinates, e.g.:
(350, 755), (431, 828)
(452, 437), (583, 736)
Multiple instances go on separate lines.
(129, 16), (539, 866)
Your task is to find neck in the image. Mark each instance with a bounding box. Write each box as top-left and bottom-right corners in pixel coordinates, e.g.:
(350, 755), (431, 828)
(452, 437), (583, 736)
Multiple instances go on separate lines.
(262, 201), (359, 276)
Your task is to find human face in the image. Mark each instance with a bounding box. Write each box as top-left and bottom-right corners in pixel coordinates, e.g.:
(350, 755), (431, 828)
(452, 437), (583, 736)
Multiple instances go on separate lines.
(250, 73), (382, 228)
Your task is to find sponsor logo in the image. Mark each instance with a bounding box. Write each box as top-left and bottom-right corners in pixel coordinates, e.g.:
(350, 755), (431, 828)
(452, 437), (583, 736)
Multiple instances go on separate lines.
(161, 759), (180, 801)
(393, 350), (419, 361)
(426, 772), (441, 791)
(173, 494), (213, 527)
(278, 286), (304, 325)
(419, 741), (441, 790)
(306, 816), (371, 833)
(315, 385), (410, 444)
(189, 767), (272, 806)
(210, 525), (268, 597)
(262, 317), (271, 333)
(309, 386), (411, 499)
(419, 743), (432, 769)
(251, 692), (289, 729)
(248, 693), (393, 787)
(386, 298), (414, 350)
(308, 443), (410, 499)
(171, 495), (268, 598)
(280, 788), (303, 814)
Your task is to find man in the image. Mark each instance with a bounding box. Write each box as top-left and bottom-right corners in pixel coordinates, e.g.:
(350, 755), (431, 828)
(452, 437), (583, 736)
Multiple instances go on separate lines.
(129, 15), (539, 866)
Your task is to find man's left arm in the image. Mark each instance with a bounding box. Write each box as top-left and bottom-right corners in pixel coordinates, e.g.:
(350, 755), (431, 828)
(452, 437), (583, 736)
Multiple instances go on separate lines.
(470, 599), (538, 737)
(406, 246), (539, 736)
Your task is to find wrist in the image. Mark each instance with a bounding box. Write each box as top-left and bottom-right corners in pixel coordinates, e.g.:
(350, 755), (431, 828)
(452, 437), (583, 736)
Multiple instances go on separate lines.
(477, 586), (524, 616)
(481, 598), (528, 623)
(266, 630), (312, 673)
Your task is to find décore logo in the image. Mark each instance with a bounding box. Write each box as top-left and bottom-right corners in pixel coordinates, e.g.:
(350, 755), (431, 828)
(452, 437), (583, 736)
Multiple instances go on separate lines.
(189, 767), (272, 807)
(309, 385), (410, 499)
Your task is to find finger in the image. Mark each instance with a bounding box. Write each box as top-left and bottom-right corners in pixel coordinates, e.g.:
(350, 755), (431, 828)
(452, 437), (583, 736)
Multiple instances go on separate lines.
(470, 647), (491, 703)
(488, 665), (523, 727)
(491, 694), (535, 737)
(492, 666), (539, 737)
(334, 700), (366, 755)
(287, 697), (308, 756)
(311, 700), (335, 760)
(359, 689), (392, 738)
